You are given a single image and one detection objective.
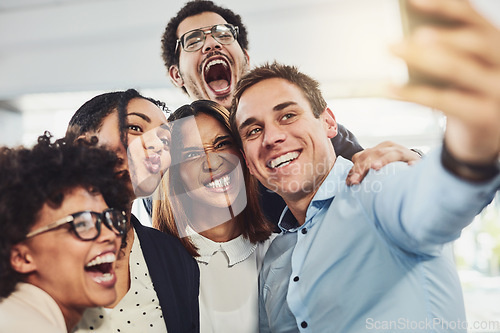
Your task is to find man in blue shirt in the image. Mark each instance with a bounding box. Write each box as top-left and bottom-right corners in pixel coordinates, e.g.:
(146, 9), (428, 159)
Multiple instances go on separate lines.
(229, 0), (500, 331)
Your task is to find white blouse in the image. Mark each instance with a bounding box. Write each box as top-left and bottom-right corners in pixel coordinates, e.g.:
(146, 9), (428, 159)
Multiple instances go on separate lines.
(189, 232), (275, 333)
(73, 229), (166, 332)
(0, 283), (67, 333)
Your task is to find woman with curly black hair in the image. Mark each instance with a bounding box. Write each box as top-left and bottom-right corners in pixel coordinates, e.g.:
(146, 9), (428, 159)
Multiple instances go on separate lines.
(0, 134), (131, 332)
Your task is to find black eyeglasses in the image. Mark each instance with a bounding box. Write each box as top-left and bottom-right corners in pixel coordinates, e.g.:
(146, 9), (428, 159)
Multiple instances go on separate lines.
(25, 209), (127, 241)
(176, 24), (239, 53)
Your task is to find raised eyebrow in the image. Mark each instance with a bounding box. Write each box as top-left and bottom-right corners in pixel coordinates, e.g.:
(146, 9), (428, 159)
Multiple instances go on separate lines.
(181, 24), (215, 37)
(213, 135), (231, 145)
(273, 101), (298, 111)
(237, 102), (298, 132)
(127, 112), (151, 123)
(238, 117), (258, 132)
(159, 123), (171, 131)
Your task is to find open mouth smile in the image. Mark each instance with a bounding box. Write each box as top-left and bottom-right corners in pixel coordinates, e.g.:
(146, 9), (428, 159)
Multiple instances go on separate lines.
(85, 252), (117, 286)
(203, 57), (232, 95)
(267, 152), (300, 169)
(204, 173), (232, 192)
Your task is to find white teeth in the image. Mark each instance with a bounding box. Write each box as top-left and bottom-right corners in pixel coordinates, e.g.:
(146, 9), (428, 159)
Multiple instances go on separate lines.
(205, 59), (228, 72)
(206, 174), (231, 188)
(86, 253), (116, 268)
(94, 273), (114, 282)
(213, 86), (228, 93)
(268, 152), (299, 169)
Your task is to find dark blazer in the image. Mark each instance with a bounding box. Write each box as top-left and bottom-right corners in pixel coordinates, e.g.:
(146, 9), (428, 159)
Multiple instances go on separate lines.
(133, 215), (200, 332)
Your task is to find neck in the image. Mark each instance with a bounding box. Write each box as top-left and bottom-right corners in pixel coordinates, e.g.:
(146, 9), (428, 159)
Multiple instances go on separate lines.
(189, 203), (243, 242)
(198, 217), (242, 242)
(60, 305), (85, 332)
(25, 280), (85, 331)
(283, 196), (314, 226)
(281, 155), (336, 226)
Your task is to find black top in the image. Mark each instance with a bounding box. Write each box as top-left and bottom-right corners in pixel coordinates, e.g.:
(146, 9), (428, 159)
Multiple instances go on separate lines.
(132, 215), (200, 332)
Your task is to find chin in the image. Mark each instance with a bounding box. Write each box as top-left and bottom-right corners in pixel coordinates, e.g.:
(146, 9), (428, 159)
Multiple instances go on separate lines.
(89, 292), (117, 308)
(220, 101), (232, 110)
(215, 190), (247, 214)
(133, 175), (162, 197)
(209, 196), (239, 208)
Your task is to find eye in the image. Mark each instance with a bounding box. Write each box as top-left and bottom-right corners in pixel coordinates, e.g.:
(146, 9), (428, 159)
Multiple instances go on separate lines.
(73, 220), (86, 229)
(127, 124), (143, 133)
(215, 139), (233, 150)
(182, 150), (203, 161)
(184, 33), (204, 50)
(215, 31), (232, 41)
(73, 215), (94, 232)
(186, 39), (202, 48)
(246, 127), (261, 139)
(157, 126), (171, 150)
(160, 137), (170, 150)
(281, 113), (295, 121)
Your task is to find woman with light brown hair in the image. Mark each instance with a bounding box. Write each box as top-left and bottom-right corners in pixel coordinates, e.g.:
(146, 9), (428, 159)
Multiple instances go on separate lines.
(153, 100), (274, 333)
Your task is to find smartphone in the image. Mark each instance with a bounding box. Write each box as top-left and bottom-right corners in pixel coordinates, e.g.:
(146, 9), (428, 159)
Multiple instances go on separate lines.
(398, 0), (463, 86)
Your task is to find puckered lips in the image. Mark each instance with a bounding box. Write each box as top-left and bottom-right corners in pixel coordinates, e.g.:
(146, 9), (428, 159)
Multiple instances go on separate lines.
(144, 153), (162, 174)
(84, 251), (118, 288)
(203, 56), (232, 96)
(267, 151), (300, 170)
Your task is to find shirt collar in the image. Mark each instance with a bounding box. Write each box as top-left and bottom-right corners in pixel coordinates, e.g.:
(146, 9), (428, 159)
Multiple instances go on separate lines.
(189, 231), (257, 267)
(279, 207), (299, 232)
(278, 156), (353, 232)
(311, 156), (352, 201)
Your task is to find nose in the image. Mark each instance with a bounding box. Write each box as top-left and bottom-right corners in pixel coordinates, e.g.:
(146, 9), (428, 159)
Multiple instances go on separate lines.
(203, 34), (222, 53)
(141, 132), (163, 154)
(97, 218), (120, 244)
(262, 123), (286, 149)
(202, 152), (223, 172)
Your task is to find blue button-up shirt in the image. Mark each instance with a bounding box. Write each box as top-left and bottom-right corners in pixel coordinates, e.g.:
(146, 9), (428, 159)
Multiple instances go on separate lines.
(259, 147), (500, 333)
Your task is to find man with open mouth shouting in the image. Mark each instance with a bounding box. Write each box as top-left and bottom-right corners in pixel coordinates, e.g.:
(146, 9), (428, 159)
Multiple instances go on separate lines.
(0, 134), (130, 333)
(163, 3), (249, 112)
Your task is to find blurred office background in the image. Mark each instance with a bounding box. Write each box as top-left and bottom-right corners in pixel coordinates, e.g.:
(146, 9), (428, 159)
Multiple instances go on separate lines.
(1, 0), (499, 328)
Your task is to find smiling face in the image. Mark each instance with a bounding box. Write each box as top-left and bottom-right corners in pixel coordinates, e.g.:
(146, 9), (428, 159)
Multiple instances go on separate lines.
(16, 187), (121, 321)
(97, 98), (171, 198)
(178, 113), (244, 208)
(170, 12), (250, 110)
(235, 78), (338, 203)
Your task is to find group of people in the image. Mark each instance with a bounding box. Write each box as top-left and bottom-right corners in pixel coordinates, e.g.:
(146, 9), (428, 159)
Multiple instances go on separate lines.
(1, 0), (499, 332)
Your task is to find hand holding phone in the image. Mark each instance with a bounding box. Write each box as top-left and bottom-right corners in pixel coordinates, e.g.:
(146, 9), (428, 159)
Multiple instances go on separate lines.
(398, 0), (463, 86)
(391, 0), (500, 166)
